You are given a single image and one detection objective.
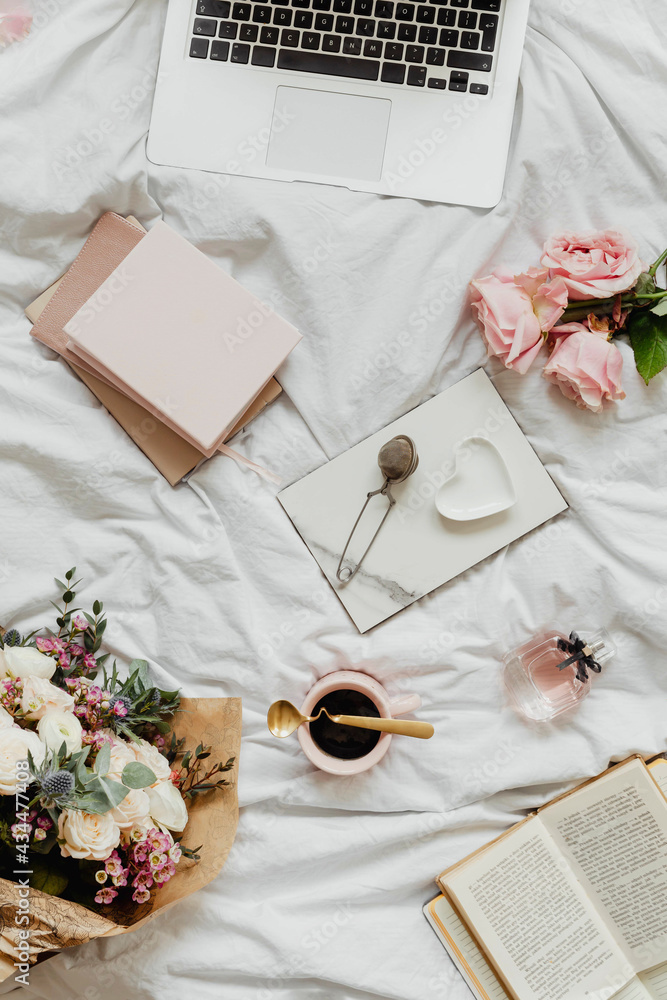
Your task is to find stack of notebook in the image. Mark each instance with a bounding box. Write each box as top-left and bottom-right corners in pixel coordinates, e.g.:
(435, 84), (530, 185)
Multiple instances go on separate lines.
(27, 213), (301, 484)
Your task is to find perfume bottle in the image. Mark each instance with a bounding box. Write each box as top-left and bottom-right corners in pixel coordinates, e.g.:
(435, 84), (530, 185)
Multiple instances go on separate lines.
(502, 624), (615, 722)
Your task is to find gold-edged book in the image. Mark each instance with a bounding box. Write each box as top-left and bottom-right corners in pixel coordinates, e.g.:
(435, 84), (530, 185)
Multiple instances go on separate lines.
(425, 755), (667, 1000)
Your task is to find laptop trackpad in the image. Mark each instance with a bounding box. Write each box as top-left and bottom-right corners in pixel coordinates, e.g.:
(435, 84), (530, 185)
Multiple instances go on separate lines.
(266, 86), (391, 182)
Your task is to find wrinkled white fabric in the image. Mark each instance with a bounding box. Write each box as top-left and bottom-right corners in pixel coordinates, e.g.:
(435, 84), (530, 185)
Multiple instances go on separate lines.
(1, 0), (667, 996)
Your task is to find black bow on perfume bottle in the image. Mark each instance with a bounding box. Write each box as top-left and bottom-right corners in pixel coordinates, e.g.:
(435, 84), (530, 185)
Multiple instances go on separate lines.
(556, 632), (603, 683)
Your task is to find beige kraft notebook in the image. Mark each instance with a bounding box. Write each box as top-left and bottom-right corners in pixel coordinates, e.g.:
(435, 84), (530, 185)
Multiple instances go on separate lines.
(426, 755), (667, 1000)
(25, 215), (281, 484)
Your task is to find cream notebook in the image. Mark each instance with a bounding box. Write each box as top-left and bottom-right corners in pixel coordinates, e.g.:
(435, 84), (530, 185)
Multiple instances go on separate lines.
(64, 221), (301, 458)
(425, 757), (667, 1000)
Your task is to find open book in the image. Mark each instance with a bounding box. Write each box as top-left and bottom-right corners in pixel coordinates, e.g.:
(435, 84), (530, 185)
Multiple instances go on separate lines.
(425, 757), (667, 1000)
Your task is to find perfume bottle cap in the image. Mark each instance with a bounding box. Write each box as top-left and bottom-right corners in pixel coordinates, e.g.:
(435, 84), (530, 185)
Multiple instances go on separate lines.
(557, 627), (615, 682)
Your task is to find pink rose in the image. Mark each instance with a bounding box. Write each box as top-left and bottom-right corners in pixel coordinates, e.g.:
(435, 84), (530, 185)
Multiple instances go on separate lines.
(470, 267), (568, 374)
(541, 231), (644, 301)
(543, 323), (625, 412)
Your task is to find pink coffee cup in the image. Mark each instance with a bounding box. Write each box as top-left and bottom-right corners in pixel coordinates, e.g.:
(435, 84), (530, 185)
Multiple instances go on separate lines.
(298, 670), (422, 775)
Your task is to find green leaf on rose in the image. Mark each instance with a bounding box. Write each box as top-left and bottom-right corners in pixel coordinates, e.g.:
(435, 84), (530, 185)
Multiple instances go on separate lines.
(633, 271), (657, 298)
(650, 295), (667, 317)
(121, 762), (156, 789)
(30, 857), (69, 896)
(628, 309), (667, 384)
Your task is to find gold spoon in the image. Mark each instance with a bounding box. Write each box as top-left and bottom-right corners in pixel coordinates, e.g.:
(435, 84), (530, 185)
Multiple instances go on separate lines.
(267, 699), (434, 740)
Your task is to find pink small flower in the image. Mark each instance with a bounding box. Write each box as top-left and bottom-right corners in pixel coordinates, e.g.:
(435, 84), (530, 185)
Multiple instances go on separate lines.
(170, 770), (180, 787)
(83, 654), (97, 671)
(94, 888), (118, 905)
(86, 687), (102, 705)
(37, 816), (52, 830)
(58, 653), (70, 669)
(113, 701), (128, 718)
(112, 872), (128, 887)
(72, 616), (88, 632)
(36, 637), (55, 652)
(543, 322), (625, 412)
(34, 828), (47, 841)
(132, 887), (151, 904)
(67, 644), (86, 657)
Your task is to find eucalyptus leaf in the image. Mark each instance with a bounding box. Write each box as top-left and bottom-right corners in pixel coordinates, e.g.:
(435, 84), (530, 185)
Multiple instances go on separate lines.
(122, 762), (156, 789)
(628, 309), (667, 384)
(94, 742), (111, 776)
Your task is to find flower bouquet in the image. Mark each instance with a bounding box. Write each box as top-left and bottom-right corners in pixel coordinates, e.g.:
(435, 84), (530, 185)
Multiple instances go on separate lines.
(470, 230), (667, 412)
(0, 570), (241, 983)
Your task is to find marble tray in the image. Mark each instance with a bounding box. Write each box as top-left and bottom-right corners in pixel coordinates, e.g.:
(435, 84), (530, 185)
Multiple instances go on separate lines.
(278, 370), (568, 633)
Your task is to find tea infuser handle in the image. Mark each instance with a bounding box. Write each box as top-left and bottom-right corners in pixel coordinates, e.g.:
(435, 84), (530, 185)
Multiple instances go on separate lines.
(335, 481), (394, 584)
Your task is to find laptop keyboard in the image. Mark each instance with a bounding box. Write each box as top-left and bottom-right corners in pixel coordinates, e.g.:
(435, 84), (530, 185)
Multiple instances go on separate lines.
(189, 0), (501, 91)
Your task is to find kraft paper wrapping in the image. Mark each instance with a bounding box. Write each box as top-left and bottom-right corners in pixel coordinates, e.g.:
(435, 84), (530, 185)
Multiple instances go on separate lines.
(0, 697), (241, 981)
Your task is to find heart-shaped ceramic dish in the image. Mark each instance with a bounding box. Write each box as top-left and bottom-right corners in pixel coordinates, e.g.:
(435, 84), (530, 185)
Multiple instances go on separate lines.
(435, 436), (516, 521)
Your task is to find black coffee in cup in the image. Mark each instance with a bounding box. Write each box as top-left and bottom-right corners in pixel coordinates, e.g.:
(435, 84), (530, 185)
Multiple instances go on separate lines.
(309, 689), (381, 760)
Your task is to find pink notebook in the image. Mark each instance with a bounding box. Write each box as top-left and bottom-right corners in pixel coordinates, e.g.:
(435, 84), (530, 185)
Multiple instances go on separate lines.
(64, 221), (301, 458)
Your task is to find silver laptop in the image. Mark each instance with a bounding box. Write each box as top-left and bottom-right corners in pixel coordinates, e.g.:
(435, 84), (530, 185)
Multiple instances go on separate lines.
(147, 0), (530, 206)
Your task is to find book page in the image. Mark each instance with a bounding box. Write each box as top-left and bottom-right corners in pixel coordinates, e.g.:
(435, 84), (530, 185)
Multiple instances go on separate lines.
(444, 819), (628, 1000)
(542, 759), (667, 971)
(425, 895), (510, 1000)
(639, 962), (667, 1000)
(648, 759), (667, 799)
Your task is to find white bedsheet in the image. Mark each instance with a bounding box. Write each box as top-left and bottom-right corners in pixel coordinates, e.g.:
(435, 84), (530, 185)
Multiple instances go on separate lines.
(1, 0), (667, 997)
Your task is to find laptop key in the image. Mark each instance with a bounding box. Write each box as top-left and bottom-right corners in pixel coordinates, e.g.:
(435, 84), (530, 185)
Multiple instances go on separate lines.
(277, 48), (380, 78)
(314, 12), (334, 28)
(381, 61), (405, 82)
(471, 0), (500, 9)
(458, 9), (476, 26)
(375, 1), (393, 16)
(447, 49), (491, 69)
(240, 23), (258, 38)
(294, 10), (313, 26)
(436, 8), (455, 23)
(356, 17), (375, 33)
(219, 20), (238, 36)
(231, 42), (250, 60)
(231, 3), (250, 18)
(396, 3), (414, 19)
(260, 25), (279, 41)
(450, 0), (468, 6)
(190, 36), (209, 56)
(405, 44), (424, 61)
(449, 68), (468, 89)
(416, 5), (434, 21)
(427, 76), (447, 88)
(470, 81), (488, 93)
(282, 27), (300, 43)
(385, 41), (403, 58)
(363, 38), (383, 55)
(292, 0), (310, 7)
(273, 8), (292, 24)
(378, 20), (396, 37)
(425, 45), (445, 64)
(303, 30), (321, 46)
(197, 0), (230, 15)
(354, 0), (373, 13)
(312, 0), (331, 9)
(336, 15), (354, 31)
(343, 35), (361, 52)
(334, 0), (353, 10)
(439, 28), (458, 44)
(210, 39), (230, 58)
(398, 22), (416, 39)
(480, 13), (497, 50)
(253, 5), (272, 20)
(418, 25), (437, 42)
(461, 30), (479, 48)
(251, 44), (275, 64)
(407, 64), (425, 84)
(323, 33), (341, 49)
(194, 17), (217, 34)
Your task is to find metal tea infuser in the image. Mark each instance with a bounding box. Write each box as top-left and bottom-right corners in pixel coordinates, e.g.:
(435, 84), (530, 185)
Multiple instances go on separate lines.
(336, 435), (419, 584)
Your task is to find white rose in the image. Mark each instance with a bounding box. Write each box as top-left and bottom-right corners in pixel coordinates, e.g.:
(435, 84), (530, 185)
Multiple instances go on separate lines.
(132, 739), (171, 785)
(106, 738), (138, 782)
(21, 675), (74, 721)
(111, 787), (151, 831)
(146, 780), (188, 832)
(0, 726), (45, 794)
(58, 809), (121, 861)
(0, 706), (15, 728)
(37, 709), (83, 755)
(1, 646), (56, 681)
